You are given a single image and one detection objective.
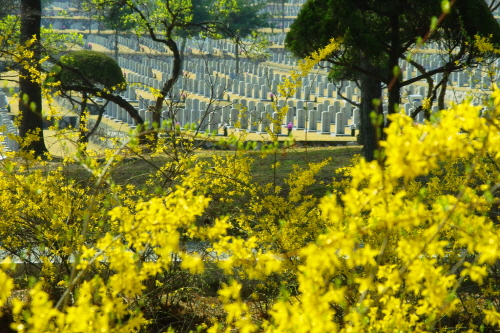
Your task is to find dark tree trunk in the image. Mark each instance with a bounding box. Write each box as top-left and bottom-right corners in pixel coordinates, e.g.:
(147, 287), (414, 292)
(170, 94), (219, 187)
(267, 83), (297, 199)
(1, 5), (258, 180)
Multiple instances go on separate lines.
(388, 80), (401, 114)
(387, 13), (401, 115)
(360, 66), (383, 162)
(438, 72), (449, 111)
(153, 37), (182, 127)
(19, 0), (48, 156)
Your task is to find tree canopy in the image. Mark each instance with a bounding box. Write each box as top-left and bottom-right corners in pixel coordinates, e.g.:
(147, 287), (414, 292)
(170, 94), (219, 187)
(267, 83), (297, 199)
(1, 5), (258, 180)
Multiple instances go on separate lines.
(285, 0), (500, 161)
(47, 50), (126, 91)
(224, 0), (269, 39)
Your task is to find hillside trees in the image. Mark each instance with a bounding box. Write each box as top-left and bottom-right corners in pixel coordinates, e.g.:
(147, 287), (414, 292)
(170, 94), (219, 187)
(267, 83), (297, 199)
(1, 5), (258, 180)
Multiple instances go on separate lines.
(266, 0), (287, 33)
(221, 0), (270, 74)
(98, 3), (135, 61)
(175, 0), (213, 70)
(285, 0), (500, 161)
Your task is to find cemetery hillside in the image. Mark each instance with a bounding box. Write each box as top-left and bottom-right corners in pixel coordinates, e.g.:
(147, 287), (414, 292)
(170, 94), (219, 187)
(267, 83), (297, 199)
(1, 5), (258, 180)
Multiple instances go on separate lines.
(3, 0), (500, 332)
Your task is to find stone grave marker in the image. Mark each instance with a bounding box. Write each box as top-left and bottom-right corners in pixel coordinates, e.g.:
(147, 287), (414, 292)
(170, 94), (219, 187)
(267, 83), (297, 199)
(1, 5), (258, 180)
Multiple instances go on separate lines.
(307, 110), (317, 131)
(319, 111), (331, 134)
(297, 109), (306, 129)
(334, 112), (344, 135)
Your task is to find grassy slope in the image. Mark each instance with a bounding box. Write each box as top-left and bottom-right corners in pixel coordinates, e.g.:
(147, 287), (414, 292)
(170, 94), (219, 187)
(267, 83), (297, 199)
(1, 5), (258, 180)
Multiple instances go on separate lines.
(62, 146), (360, 190)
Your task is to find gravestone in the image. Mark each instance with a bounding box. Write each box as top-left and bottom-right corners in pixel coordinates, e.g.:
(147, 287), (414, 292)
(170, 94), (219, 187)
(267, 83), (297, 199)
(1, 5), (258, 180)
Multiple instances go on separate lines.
(249, 110), (259, 132)
(259, 112), (270, 133)
(286, 107), (294, 126)
(199, 108), (210, 132)
(352, 108), (360, 127)
(317, 82), (324, 97)
(230, 108), (239, 127)
(319, 111), (331, 134)
(458, 72), (466, 87)
(334, 112), (344, 135)
(139, 109), (147, 123)
(221, 105), (231, 126)
(297, 109), (306, 129)
(416, 110), (424, 123)
(191, 110), (200, 127)
(328, 105), (336, 124)
(209, 113), (219, 133)
(239, 107), (249, 129)
(0, 91), (6, 109)
(261, 85), (270, 101)
(239, 82), (245, 96)
(175, 108), (184, 126)
(327, 83), (334, 98)
(296, 100), (304, 110)
(307, 110), (317, 131)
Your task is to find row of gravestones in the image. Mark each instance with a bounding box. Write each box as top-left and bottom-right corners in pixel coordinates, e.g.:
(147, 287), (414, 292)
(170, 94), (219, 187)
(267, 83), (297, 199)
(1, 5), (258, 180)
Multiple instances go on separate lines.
(0, 91), (18, 152)
(48, 2), (69, 9)
(86, 32), (289, 70)
(41, 17), (96, 31)
(83, 33), (364, 136)
(269, 50), (499, 95)
(443, 89), (485, 106)
(90, 63), (484, 142)
(85, 35), (114, 50)
(80, 24), (271, 55)
(119, 56), (266, 98)
(86, 118), (131, 149)
(117, 36), (142, 52)
(70, 33), (440, 131)
(117, 50), (360, 102)
(263, 3), (305, 16)
(264, 39), (500, 97)
(100, 93), (358, 137)
(84, 38), (474, 136)
(118, 54), (247, 79)
(118, 54), (361, 124)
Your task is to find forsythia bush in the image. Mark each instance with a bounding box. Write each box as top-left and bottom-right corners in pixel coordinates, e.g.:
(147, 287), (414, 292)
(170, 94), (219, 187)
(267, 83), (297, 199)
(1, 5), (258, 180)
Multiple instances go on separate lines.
(2, 42), (500, 333)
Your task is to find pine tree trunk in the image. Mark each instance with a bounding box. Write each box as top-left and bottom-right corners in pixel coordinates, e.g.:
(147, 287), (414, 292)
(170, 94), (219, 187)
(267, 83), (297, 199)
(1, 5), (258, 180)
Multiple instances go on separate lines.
(19, 0), (48, 156)
(438, 73), (449, 111)
(360, 66), (382, 162)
